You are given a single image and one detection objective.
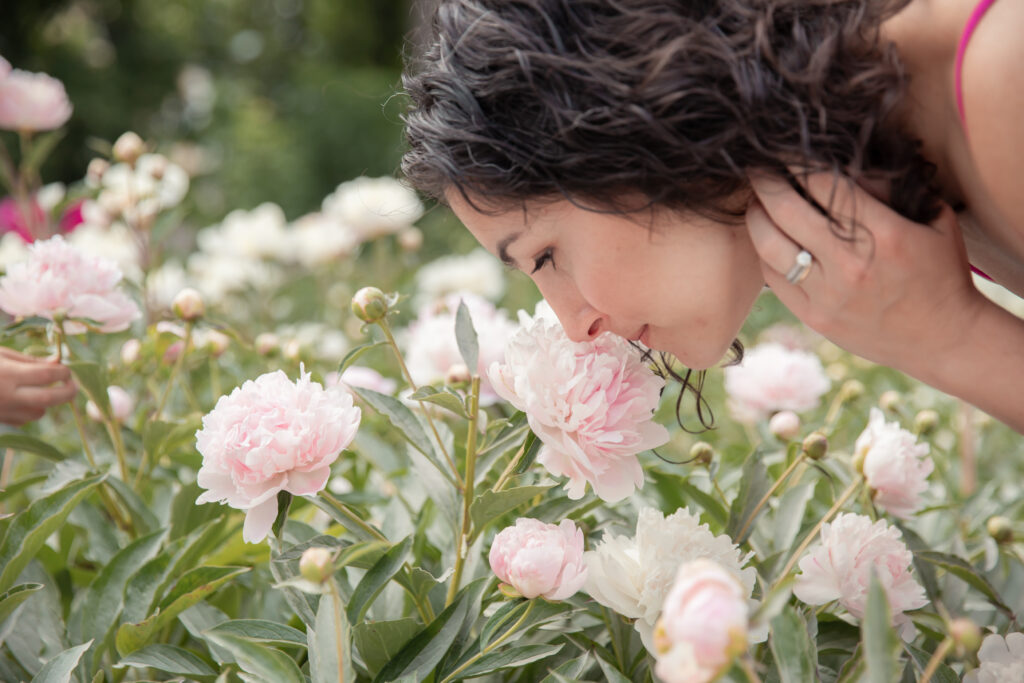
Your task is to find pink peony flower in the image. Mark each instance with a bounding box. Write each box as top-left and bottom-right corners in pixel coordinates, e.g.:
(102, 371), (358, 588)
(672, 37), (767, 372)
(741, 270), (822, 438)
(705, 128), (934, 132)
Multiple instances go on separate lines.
(488, 517), (588, 600)
(195, 368), (361, 543)
(0, 61), (73, 131)
(86, 385), (134, 423)
(403, 292), (519, 405)
(964, 633), (1024, 683)
(0, 235), (140, 334)
(488, 302), (669, 502)
(855, 408), (933, 519)
(723, 343), (831, 423)
(794, 513), (927, 624)
(654, 558), (750, 683)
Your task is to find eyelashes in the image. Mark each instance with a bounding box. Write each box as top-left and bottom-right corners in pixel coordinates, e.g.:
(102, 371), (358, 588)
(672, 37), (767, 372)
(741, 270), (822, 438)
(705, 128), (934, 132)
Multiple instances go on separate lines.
(531, 248), (554, 273)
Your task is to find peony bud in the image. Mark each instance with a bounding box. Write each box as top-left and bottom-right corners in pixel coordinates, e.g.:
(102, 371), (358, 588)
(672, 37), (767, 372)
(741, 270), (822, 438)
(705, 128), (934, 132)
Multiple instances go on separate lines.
(913, 410), (939, 436)
(172, 287), (205, 321)
(768, 410), (801, 441)
(86, 386), (134, 422)
(878, 390), (902, 412)
(255, 332), (279, 355)
(986, 516), (1013, 544)
(163, 340), (184, 364)
(689, 441), (714, 466)
(282, 339), (302, 361)
(201, 330), (230, 357)
(299, 547), (334, 584)
(949, 618), (982, 657)
(113, 131), (145, 164)
(120, 338), (142, 365)
(839, 379), (866, 402)
(86, 158), (109, 188)
(351, 287), (389, 324)
(801, 432), (828, 461)
(397, 227), (424, 252)
(445, 363), (471, 385)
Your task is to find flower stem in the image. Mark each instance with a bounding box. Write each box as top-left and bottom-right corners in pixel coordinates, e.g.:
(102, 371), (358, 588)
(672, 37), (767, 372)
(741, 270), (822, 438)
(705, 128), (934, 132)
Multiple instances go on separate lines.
(446, 376), (480, 607)
(439, 600), (535, 683)
(327, 578), (347, 683)
(736, 451), (807, 542)
(740, 656), (763, 683)
(376, 319), (460, 482)
(154, 322), (192, 419)
(319, 490), (387, 542)
(919, 637), (952, 683)
(491, 439), (527, 493)
(777, 475), (863, 581)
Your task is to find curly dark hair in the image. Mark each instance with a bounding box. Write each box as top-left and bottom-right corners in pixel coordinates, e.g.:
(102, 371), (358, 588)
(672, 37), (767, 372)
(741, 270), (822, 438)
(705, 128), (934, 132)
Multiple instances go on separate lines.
(401, 0), (941, 428)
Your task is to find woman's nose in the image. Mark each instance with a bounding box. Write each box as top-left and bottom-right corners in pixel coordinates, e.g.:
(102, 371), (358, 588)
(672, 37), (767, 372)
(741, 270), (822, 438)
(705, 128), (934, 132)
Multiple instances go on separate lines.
(545, 295), (607, 342)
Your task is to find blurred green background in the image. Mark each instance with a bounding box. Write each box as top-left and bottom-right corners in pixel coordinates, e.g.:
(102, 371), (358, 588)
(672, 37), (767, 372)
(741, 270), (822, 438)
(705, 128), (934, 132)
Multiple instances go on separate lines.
(2, 0), (437, 227)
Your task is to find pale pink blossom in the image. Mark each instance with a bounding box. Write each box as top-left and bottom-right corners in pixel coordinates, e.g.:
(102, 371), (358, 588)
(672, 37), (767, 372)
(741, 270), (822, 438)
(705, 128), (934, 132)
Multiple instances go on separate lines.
(85, 385), (134, 422)
(488, 518), (588, 600)
(768, 410), (801, 441)
(488, 302), (668, 502)
(723, 343), (831, 423)
(855, 408), (933, 519)
(195, 368), (361, 543)
(794, 513), (927, 625)
(964, 633), (1024, 683)
(0, 235), (140, 334)
(0, 61), (73, 131)
(653, 641), (716, 683)
(654, 558), (750, 683)
(403, 292), (518, 405)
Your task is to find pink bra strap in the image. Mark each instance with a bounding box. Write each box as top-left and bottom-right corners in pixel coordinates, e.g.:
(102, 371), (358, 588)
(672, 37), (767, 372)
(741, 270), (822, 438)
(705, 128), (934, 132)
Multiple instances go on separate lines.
(955, 0), (998, 130)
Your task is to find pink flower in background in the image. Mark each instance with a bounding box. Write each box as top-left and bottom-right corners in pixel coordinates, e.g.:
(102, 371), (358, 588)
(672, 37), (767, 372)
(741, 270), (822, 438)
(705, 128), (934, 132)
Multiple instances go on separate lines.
(488, 518), (588, 600)
(0, 58), (73, 131)
(195, 368), (361, 543)
(724, 342), (831, 422)
(0, 197), (85, 242)
(325, 366), (398, 396)
(654, 558), (750, 683)
(86, 385), (135, 422)
(794, 513), (927, 624)
(0, 235), (140, 334)
(964, 633), (1024, 683)
(488, 301), (668, 502)
(403, 292), (518, 405)
(855, 408), (933, 519)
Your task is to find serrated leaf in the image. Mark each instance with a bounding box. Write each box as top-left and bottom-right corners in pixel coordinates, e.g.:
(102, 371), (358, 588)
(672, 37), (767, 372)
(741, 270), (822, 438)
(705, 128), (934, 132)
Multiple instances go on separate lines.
(204, 631), (305, 683)
(309, 590), (356, 683)
(770, 606), (817, 683)
(460, 643), (563, 678)
(116, 566), (250, 655)
(338, 342), (389, 374)
(0, 474), (105, 594)
(115, 644), (217, 677)
(470, 485), (554, 536)
(915, 551), (1015, 618)
(203, 619), (307, 648)
(353, 618), (421, 678)
(347, 535), (412, 625)
(30, 641), (91, 683)
(0, 433), (65, 462)
(0, 582), (43, 624)
(454, 300), (479, 373)
(67, 360), (110, 417)
(373, 578), (487, 683)
(726, 449), (771, 544)
(863, 572), (900, 683)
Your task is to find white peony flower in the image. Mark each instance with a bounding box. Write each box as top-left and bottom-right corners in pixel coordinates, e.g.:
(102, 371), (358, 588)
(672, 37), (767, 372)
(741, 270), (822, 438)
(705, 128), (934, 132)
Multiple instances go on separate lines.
(414, 248), (506, 305)
(964, 633), (1024, 683)
(196, 203), (290, 261)
(0, 232), (29, 271)
(321, 176), (424, 241)
(66, 221), (141, 282)
(584, 507), (756, 651)
(855, 408), (933, 519)
(288, 211), (359, 267)
(723, 342), (832, 423)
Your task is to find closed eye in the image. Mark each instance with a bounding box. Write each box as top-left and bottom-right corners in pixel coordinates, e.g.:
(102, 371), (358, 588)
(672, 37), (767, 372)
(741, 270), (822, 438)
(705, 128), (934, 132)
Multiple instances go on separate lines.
(531, 248), (555, 273)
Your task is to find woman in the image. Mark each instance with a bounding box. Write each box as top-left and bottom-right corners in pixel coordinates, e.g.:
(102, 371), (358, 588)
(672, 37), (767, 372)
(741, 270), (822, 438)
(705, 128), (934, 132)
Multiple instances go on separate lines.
(401, 0), (1024, 432)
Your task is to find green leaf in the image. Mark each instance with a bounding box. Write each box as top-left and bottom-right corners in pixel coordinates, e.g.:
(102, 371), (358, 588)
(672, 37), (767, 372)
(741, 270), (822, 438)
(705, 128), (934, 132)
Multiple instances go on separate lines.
(338, 341), (390, 374)
(915, 551), (1015, 618)
(862, 572), (901, 683)
(104, 477), (160, 534)
(0, 473), (105, 594)
(204, 632), (305, 683)
(309, 590), (356, 683)
(649, 470), (727, 527)
(393, 566), (441, 610)
(0, 582), (43, 624)
(67, 361), (110, 417)
(0, 433), (65, 462)
(353, 618), (421, 678)
(540, 652), (591, 682)
(347, 535), (413, 624)
(30, 641), (91, 683)
(143, 419), (200, 464)
(594, 653), (633, 683)
(351, 387), (445, 467)
(308, 495), (386, 543)
(407, 386), (470, 418)
(22, 130), (66, 176)
(204, 619), (308, 648)
(725, 449), (771, 544)
(454, 299), (479, 373)
(115, 644), (217, 677)
(460, 643), (564, 678)
(770, 606), (817, 683)
(271, 490), (293, 541)
(904, 644), (958, 683)
(373, 578), (487, 683)
(116, 565), (250, 655)
(470, 485), (554, 537)
(479, 600), (571, 650)
(773, 483), (814, 553)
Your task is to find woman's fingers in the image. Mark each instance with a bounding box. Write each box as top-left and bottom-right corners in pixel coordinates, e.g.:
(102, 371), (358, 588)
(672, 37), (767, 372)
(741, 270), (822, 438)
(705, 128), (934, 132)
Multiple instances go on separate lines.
(14, 381), (78, 410)
(10, 356), (72, 387)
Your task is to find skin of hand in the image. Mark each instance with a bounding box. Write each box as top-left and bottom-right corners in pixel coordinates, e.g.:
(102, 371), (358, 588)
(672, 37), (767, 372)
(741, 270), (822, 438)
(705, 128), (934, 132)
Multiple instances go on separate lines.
(744, 171), (993, 379)
(0, 347), (78, 426)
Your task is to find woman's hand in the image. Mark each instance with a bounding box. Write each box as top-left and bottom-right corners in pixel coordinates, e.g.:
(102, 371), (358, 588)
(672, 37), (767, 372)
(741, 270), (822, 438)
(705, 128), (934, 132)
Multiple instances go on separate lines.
(745, 171), (989, 379)
(0, 347), (77, 426)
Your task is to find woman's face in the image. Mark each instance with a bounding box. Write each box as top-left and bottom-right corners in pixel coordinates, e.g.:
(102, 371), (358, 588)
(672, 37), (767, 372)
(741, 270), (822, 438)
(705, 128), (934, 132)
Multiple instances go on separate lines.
(447, 193), (766, 370)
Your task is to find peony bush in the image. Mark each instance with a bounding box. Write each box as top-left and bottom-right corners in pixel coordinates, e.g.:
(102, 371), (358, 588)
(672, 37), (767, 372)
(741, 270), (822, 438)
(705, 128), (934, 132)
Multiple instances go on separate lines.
(0, 56), (1022, 683)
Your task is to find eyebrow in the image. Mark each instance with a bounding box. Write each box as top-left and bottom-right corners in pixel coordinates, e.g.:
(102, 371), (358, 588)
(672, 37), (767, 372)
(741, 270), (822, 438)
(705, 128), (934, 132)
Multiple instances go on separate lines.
(496, 233), (521, 266)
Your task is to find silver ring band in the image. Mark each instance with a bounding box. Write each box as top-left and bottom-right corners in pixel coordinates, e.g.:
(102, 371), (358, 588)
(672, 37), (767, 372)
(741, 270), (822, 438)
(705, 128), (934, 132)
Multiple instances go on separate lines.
(785, 249), (813, 285)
